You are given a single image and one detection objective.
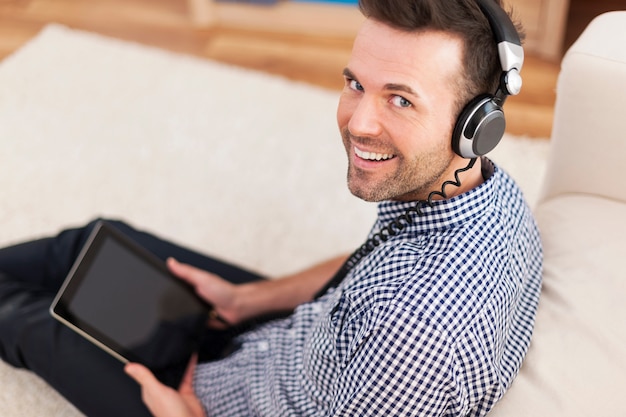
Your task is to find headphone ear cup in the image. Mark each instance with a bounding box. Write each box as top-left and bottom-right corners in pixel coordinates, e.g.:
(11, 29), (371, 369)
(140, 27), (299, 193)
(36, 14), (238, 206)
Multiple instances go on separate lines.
(452, 94), (506, 158)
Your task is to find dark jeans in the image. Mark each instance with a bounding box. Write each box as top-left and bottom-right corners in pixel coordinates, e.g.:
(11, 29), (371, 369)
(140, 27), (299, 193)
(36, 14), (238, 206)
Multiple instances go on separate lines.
(0, 219), (264, 417)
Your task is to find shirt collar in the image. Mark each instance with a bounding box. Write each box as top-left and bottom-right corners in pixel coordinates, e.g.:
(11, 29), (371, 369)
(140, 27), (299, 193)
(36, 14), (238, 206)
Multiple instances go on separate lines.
(374, 157), (499, 234)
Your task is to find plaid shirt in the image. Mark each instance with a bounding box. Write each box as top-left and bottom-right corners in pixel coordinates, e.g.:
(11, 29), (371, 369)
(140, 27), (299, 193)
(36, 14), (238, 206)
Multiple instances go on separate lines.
(194, 159), (543, 416)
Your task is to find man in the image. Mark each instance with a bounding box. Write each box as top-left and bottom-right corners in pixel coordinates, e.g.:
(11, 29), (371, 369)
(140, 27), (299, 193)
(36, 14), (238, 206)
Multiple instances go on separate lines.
(0, 0), (542, 416)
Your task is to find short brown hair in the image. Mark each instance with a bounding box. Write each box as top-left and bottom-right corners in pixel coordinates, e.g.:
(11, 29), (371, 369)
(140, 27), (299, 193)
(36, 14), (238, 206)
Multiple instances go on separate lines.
(357, 0), (524, 114)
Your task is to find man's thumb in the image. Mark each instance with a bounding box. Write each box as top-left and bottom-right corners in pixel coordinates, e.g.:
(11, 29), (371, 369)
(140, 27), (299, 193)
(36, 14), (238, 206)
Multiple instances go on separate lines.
(125, 363), (158, 387)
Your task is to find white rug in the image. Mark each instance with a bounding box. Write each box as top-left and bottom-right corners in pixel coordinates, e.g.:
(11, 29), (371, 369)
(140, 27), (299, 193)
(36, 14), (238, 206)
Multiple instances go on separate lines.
(0, 24), (550, 416)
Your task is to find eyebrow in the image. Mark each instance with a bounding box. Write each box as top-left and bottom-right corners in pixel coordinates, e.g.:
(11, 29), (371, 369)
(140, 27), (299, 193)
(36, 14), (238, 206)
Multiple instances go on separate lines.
(342, 67), (419, 98)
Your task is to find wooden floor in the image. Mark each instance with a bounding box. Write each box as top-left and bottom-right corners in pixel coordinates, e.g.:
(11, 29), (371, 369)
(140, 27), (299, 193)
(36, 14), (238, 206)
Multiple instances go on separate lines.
(0, 0), (567, 138)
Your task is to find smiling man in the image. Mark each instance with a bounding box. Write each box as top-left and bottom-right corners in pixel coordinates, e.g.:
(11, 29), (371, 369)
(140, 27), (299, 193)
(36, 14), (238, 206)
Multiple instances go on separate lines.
(0, 1), (542, 416)
(128, 1), (543, 414)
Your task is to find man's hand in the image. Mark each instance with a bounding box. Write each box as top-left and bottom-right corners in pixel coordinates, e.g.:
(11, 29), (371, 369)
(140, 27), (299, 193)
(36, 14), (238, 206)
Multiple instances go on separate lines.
(167, 254), (348, 327)
(125, 354), (206, 417)
(167, 258), (243, 326)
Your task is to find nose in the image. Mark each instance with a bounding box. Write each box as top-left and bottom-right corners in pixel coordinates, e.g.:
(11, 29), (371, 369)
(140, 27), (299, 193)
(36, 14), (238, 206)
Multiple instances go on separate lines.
(345, 94), (384, 139)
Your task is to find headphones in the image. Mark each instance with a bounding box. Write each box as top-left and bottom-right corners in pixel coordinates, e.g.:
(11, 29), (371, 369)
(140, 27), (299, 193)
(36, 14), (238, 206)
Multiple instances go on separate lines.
(451, 0), (524, 159)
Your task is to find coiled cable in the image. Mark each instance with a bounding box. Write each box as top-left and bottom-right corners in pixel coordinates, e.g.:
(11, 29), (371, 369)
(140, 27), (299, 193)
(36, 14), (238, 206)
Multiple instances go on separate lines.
(314, 157), (477, 299)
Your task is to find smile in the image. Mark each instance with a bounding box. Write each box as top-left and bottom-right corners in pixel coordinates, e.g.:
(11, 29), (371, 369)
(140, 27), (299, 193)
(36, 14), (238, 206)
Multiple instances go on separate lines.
(354, 146), (395, 161)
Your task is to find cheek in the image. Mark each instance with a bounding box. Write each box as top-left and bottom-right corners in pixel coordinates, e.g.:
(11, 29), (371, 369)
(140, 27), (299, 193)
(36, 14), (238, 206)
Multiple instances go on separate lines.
(336, 93), (354, 129)
(408, 109), (456, 149)
(388, 118), (448, 160)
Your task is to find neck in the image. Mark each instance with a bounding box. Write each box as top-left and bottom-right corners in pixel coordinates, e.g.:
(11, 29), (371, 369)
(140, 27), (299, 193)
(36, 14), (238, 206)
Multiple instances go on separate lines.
(429, 156), (484, 202)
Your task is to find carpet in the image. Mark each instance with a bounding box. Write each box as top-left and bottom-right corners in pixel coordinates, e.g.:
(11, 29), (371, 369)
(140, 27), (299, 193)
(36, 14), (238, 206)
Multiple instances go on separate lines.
(0, 24), (550, 416)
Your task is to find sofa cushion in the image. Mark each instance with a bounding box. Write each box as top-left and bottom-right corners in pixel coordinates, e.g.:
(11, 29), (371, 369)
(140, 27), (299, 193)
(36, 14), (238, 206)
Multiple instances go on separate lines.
(490, 194), (626, 415)
(539, 11), (626, 205)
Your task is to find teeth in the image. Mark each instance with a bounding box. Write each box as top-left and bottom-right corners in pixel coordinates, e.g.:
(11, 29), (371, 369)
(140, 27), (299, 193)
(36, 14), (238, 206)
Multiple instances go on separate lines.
(355, 147), (394, 161)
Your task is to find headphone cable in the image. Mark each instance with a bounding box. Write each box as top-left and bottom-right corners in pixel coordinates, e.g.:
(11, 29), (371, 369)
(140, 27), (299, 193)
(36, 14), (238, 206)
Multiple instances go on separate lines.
(314, 157), (477, 299)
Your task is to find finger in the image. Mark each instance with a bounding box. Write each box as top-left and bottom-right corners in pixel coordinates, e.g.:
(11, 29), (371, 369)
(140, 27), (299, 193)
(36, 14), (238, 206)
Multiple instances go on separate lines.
(166, 258), (236, 326)
(167, 258), (222, 291)
(168, 258), (227, 299)
(179, 353), (198, 392)
(125, 363), (160, 389)
(167, 258), (201, 284)
(178, 354), (207, 417)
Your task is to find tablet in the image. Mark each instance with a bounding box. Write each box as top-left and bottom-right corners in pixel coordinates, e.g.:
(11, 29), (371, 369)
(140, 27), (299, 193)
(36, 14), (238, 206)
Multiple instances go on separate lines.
(50, 220), (211, 387)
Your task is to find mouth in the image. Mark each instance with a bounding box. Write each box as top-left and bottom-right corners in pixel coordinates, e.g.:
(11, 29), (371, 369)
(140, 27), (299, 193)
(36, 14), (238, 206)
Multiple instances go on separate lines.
(354, 146), (395, 162)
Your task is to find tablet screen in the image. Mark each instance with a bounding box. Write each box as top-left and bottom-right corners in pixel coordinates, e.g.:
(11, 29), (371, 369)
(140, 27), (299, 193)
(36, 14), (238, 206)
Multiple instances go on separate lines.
(50, 221), (210, 386)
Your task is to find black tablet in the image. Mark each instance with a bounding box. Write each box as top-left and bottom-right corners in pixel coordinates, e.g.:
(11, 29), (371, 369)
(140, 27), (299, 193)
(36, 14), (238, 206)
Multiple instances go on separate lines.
(50, 220), (211, 387)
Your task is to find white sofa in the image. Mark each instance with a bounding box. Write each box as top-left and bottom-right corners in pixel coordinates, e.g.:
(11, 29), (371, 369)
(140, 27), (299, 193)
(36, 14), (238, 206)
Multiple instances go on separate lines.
(490, 11), (626, 416)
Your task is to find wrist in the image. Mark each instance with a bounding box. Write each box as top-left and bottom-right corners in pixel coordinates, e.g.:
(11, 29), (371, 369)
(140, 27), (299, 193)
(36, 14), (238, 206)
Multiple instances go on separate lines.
(233, 279), (297, 323)
(231, 281), (273, 323)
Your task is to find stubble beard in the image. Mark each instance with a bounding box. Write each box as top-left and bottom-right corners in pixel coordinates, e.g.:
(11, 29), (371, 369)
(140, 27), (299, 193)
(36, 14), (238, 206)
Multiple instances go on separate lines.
(343, 129), (454, 202)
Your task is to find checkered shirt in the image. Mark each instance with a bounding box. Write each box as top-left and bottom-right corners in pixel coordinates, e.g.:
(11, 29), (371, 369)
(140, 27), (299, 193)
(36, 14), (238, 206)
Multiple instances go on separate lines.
(194, 159), (543, 416)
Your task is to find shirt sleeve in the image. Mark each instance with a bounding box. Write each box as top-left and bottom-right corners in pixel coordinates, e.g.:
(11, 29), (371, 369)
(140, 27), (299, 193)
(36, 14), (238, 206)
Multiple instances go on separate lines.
(330, 305), (468, 417)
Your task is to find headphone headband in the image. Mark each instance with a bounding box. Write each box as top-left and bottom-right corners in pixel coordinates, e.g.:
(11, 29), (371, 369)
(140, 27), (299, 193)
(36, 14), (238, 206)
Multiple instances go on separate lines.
(451, 0), (524, 158)
(477, 0), (521, 46)
(476, 0), (524, 95)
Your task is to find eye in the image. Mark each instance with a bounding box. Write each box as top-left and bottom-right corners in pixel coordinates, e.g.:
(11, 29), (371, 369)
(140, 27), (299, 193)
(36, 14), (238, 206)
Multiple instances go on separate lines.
(348, 79), (364, 92)
(390, 95), (412, 108)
